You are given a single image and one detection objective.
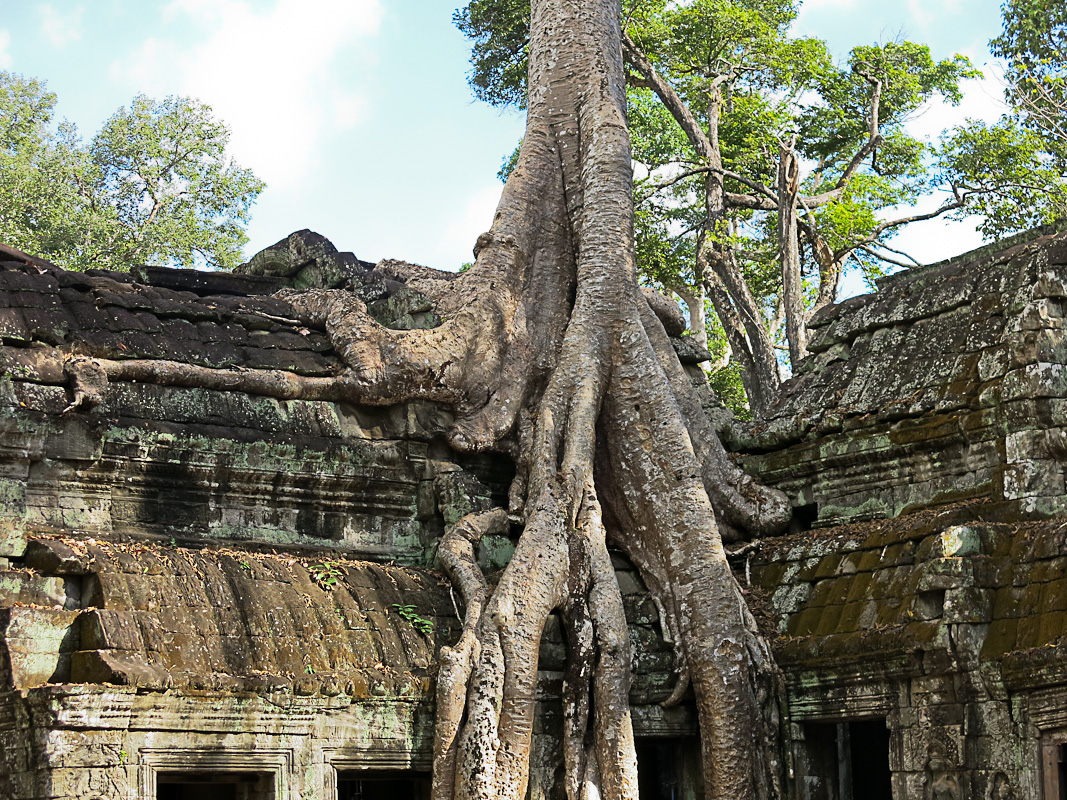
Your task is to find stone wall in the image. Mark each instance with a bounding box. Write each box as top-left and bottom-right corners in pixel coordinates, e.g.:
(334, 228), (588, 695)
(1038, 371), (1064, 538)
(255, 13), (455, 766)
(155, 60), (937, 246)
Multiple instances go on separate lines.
(735, 226), (1067, 527)
(0, 237), (693, 799)
(741, 501), (1067, 798)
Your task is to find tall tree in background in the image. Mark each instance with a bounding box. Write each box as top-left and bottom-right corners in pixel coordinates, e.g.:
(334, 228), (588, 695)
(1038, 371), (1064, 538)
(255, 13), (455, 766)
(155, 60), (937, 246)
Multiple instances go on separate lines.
(993, 0), (1067, 155)
(458, 0), (982, 415)
(932, 0), (1067, 241)
(0, 72), (84, 259)
(0, 73), (264, 271)
(623, 7), (978, 411)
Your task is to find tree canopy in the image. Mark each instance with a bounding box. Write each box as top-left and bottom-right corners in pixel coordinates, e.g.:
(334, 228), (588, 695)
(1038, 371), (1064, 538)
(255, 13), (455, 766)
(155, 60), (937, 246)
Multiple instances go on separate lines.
(0, 72), (264, 271)
(458, 0), (986, 416)
(940, 0), (1067, 241)
(992, 0), (1067, 154)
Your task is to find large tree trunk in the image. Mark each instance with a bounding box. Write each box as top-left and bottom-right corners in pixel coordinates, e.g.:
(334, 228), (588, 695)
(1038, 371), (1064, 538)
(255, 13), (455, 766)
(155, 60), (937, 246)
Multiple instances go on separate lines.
(777, 141), (807, 367)
(64, 1), (792, 797)
(420, 2), (790, 798)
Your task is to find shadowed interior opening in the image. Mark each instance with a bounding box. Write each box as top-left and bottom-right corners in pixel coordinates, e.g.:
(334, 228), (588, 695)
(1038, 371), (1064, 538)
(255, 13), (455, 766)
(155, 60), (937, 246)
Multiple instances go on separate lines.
(157, 771), (272, 800)
(336, 770), (430, 800)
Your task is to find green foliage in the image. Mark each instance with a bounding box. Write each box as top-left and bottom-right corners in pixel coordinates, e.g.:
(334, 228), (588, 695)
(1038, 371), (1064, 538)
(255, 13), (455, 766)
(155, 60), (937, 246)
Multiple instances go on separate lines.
(937, 117), (1067, 238)
(498, 139), (522, 182)
(992, 0), (1067, 154)
(309, 561), (344, 589)
(708, 362), (752, 421)
(0, 72), (84, 259)
(391, 603), (435, 635)
(0, 71), (264, 271)
(454, 0), (530, 108)
(800, 43), (976, 170)
(83, 95), (265, 271)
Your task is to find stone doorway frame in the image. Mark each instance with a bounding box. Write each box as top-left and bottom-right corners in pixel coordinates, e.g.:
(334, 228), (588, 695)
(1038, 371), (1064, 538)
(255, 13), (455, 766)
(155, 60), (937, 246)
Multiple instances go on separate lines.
(322, 747), (432, 800)
(138, 747), (293, 799)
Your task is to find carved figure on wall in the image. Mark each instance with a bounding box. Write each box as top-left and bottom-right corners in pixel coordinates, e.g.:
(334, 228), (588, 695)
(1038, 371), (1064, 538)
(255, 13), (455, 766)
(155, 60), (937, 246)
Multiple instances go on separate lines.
(990, 771), (1017, 800)
(924, 738), (961, 800)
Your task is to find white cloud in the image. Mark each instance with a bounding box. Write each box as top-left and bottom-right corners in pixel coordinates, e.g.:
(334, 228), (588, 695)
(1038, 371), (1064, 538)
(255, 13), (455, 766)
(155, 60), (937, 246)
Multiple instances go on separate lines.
(904, 69), (1009, 143)
(792, 0), (858, 36)
(40, 4), (85, 49)
(110, 0), (383, 191)
(0, 30), (11, 68)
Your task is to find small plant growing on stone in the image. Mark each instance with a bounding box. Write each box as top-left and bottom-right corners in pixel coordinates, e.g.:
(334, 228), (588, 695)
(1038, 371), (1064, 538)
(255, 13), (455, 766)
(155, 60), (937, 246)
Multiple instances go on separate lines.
(309, 561), (343, 589)
(392, 603), (434, 635)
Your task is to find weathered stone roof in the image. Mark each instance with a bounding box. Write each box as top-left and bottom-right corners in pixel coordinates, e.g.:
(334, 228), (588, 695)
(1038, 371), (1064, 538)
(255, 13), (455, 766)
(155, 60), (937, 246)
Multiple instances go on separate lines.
(4, 536), (454, 697)
(743, 501), (1067, 708)
(0, 229), (450, 381)
(736, 225), (1067, 526)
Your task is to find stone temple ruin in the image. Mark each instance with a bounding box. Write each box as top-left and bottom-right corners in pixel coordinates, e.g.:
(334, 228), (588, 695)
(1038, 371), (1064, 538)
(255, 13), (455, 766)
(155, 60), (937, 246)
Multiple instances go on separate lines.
(0, 224), (1066, 799)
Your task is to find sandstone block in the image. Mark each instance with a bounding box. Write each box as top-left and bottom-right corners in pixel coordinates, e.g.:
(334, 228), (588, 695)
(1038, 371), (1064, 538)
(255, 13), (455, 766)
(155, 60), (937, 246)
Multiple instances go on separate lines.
(70, 649), (169, 687)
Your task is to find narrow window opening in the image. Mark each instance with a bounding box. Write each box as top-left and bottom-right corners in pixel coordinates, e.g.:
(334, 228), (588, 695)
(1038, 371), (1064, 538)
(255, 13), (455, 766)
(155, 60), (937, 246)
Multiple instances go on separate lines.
(1060, 743), (1067, 800)
(848, 719), (892, 800)
(1044, 737), (1067, 799)
(157, 771), (273, 800)
(336, 770), (430, 800)
(791, 503), (819, 533)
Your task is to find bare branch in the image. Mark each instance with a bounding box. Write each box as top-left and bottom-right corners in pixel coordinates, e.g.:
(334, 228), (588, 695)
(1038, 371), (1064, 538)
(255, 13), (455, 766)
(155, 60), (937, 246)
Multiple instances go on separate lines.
(622, 32), (714, 160)
(856, 245), (922, 270)
(641, 165), (778, 207)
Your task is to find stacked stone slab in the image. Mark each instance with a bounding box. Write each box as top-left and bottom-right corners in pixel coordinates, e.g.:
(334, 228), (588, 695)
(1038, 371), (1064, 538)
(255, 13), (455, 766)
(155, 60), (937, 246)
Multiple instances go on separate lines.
(735, 225), (1067, 525)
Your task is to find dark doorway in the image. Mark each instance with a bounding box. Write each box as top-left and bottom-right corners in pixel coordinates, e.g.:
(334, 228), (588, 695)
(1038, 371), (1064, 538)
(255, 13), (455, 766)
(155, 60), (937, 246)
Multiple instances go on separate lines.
(635, 737), (703, 800)
(1042, 737), (1067, 799)
(157, 772), (272, 800)
(1060, 743), (1067, 800)
(798, 719), (892, 800)
(848, 719), (892, 799)
(337, 771), (430, 800)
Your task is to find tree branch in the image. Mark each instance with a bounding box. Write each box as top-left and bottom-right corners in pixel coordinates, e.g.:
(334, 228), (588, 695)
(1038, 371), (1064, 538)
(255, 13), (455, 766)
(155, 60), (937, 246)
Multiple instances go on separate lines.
(622, 32), (714, 160)
(641, 165), (779, 208)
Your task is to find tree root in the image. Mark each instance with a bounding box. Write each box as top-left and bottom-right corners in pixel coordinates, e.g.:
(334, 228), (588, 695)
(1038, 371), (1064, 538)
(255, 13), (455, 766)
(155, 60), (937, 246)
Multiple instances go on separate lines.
(433, 508), (509, 800)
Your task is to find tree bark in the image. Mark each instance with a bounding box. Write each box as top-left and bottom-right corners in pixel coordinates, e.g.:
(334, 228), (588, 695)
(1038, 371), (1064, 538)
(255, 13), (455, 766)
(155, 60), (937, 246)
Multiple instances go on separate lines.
(674, 283), (707, 350)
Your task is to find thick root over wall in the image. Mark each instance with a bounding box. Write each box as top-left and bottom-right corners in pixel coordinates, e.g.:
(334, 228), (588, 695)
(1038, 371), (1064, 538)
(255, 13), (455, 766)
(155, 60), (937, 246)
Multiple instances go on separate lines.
(61, 0), (793, 797)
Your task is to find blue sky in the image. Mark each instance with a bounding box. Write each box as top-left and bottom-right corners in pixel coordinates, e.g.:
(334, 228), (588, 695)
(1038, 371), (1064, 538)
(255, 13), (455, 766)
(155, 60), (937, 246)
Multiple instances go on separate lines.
(0, 0), (1009, 275)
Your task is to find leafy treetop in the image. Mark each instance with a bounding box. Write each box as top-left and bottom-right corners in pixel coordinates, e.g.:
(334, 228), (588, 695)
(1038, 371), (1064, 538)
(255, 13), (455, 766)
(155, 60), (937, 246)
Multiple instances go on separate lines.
(0, 72), (264, 272)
